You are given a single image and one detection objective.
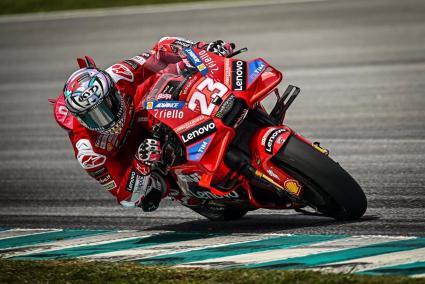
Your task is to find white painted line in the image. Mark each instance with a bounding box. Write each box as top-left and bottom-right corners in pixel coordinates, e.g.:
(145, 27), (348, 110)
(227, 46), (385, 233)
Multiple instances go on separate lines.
(176, 235), (413, 269)
(2, 230), (167, 258)
(310, 247), (425, 274)
(84, 233), (276, 262)
(0, 0), (336, 23)
(412, 273), (425, 278)
(0, 229), (62, 241)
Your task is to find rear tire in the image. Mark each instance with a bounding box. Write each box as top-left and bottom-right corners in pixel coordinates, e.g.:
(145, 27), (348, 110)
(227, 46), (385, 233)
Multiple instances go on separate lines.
(272, 135), (367, 220)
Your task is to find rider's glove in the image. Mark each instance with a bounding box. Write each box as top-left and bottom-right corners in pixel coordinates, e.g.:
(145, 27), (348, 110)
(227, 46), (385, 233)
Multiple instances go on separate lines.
(206, 40), (235, 57)
(120, 170), (165, 212)
(135, 138), (161, 166)
(140, 172), (166, 212)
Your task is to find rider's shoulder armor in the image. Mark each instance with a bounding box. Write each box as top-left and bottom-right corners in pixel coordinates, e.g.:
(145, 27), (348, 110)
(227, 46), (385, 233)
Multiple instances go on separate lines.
(50, 93), (74, 132)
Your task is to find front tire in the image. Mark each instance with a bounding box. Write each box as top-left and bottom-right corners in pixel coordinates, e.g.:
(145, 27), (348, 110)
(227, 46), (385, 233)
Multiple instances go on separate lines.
(272, 135), (367, 220)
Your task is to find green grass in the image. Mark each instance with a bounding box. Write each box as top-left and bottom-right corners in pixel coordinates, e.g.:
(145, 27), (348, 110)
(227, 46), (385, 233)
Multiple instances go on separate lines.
(0, 259), (424, 284)
(0, 0), (221, 15)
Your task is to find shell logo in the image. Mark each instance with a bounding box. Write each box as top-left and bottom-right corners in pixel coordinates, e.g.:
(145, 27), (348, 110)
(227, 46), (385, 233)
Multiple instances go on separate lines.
(284, 180), (302, 196)
(146, 102), (154, 110)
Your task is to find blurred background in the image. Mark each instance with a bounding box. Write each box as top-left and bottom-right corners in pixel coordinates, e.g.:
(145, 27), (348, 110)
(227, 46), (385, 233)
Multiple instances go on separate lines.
(0, 0), (424, 235)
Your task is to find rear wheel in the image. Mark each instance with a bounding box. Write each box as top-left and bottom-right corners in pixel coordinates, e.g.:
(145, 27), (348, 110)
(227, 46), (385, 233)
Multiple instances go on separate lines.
(272, 135), (367, 220)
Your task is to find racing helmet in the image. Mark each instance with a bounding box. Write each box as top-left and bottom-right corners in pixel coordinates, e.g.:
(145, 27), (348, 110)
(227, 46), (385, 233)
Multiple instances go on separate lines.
(63, 68), (127, 134)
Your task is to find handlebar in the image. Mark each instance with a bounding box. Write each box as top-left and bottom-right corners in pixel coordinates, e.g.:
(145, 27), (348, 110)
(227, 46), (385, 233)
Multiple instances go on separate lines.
(227, 47), (248, 58)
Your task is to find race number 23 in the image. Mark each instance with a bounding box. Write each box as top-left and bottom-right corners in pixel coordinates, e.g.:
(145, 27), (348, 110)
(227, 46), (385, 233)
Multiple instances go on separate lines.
(188, 78), (228, 115)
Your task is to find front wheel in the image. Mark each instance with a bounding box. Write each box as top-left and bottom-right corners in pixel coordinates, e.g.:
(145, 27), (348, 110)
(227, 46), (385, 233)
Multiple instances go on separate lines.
(272, 135), (367, 220)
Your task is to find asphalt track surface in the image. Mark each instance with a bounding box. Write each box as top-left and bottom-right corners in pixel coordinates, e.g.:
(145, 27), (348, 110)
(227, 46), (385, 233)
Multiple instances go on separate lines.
(0, 0), (424, 237)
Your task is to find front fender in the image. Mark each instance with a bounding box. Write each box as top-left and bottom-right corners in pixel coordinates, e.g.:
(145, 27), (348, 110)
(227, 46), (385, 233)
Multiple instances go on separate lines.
(250, 126), (303, 197)
(251, 126), (292, 161)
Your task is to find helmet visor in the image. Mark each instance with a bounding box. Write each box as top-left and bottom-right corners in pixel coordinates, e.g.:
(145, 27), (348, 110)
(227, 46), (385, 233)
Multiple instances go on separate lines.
(78, 89), (123, 132)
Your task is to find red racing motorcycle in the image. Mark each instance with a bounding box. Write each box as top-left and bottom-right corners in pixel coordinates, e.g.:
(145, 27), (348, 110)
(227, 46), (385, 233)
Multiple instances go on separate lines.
(142, 46), (367, 221)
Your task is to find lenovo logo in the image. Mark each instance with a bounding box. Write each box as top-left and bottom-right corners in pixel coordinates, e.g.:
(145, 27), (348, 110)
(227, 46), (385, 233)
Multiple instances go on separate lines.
(181, 120), (216, 145)
(265, 129), (286, 154)
(232, 60), (246, 91)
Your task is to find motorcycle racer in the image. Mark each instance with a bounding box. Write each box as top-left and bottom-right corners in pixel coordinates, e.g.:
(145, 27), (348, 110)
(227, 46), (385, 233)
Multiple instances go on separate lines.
(52, 37), (234, 212)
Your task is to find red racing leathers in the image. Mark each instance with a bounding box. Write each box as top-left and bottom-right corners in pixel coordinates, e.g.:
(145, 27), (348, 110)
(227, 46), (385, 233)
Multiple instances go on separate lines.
(52, 37), (212, 210)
